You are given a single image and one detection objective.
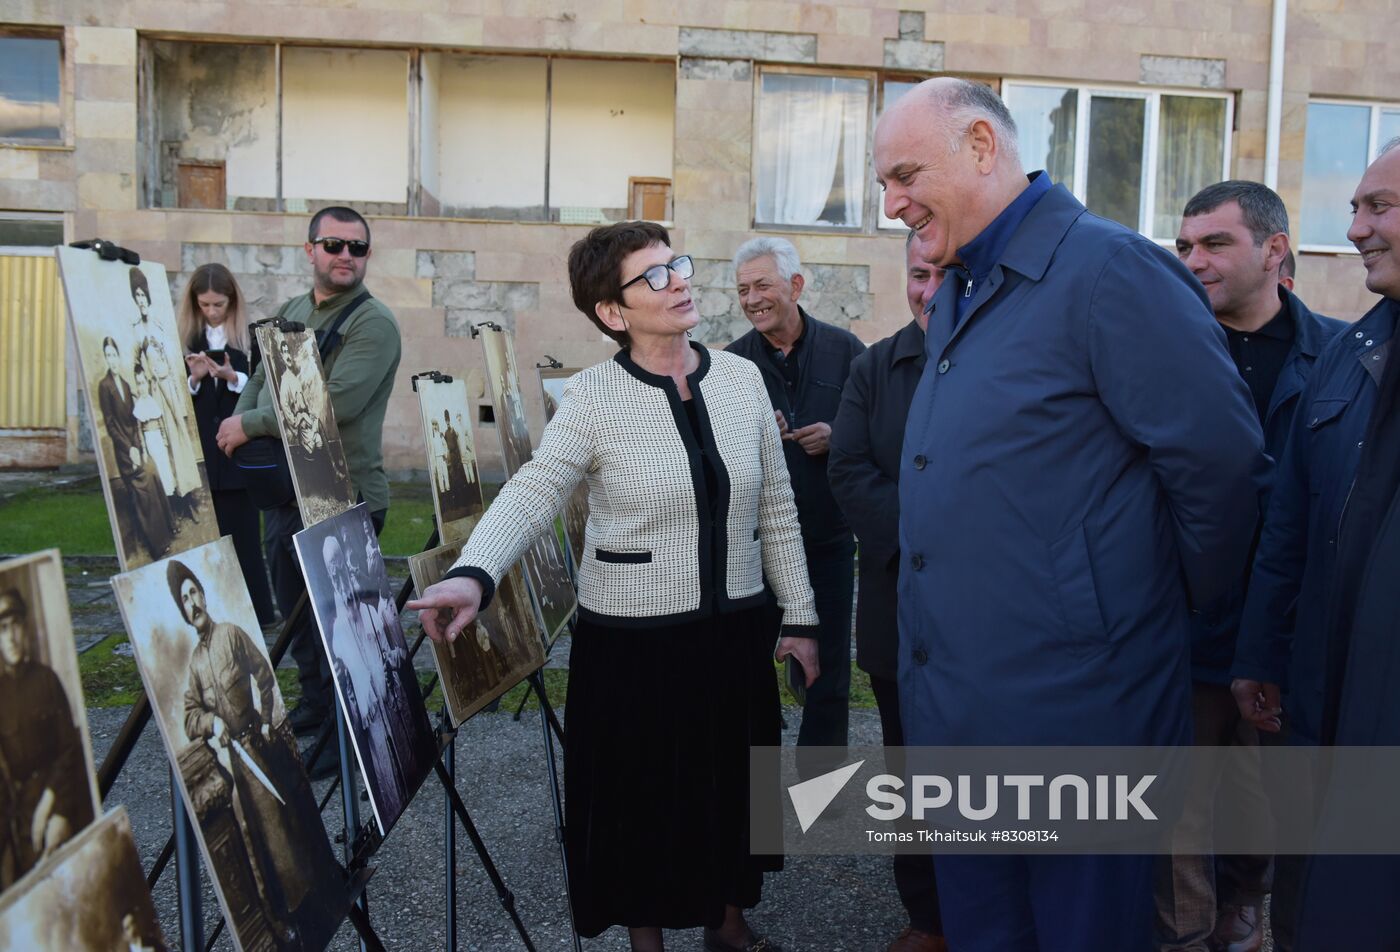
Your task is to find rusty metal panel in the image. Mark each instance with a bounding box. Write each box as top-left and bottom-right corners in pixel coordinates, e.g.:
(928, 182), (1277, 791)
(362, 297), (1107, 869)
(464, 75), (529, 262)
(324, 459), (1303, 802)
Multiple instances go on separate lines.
(0, 254), (67, 429)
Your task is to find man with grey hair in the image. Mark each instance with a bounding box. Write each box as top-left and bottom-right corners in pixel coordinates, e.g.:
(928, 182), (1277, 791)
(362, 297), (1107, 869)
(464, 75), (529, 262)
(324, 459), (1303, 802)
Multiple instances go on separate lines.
(726, 235), (865, 761)
(875, 77), (1265, 950)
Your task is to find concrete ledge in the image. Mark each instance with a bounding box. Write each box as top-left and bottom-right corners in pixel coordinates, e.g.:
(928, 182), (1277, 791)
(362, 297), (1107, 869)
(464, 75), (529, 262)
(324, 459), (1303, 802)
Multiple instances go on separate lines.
(679, 27), (816, 64)
(1140, 54), (1226, 89)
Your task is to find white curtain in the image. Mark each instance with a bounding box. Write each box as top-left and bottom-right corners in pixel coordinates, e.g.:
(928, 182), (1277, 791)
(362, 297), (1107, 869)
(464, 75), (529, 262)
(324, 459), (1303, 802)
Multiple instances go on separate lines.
(840, 91), (867, 226)
(757, 74), (868, 226)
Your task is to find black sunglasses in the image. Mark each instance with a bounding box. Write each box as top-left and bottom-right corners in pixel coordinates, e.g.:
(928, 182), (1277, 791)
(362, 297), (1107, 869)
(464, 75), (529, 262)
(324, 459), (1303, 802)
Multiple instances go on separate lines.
(312, 237), (370, 258)
(619, 255), (694, 293)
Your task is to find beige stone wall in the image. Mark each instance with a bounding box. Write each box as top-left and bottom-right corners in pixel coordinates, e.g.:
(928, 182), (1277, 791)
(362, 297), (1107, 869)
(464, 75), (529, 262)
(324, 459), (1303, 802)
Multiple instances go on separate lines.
(1, 0), (1390, 472)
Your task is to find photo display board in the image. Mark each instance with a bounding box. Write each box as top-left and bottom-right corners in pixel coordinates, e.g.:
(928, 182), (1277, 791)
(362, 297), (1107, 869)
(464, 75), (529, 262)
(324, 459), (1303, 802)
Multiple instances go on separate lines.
(0, 808), (167, 952)
(476, 326), (577, 644)
(294, 504), (438, 835)
(112, 537), (346, 952)
(255, 324), (357, 527)
(415, 376), (485, 546)
(409, 541), (545, 726)
(56, 247), (218, 570)
(0, 550), (101, 897)
(537, 366), (588, 573)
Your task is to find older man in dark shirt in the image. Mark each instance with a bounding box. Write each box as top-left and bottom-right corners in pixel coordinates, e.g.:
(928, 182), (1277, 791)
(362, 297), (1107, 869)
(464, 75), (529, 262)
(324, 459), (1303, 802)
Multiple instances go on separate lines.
(726, 236), (866, 760)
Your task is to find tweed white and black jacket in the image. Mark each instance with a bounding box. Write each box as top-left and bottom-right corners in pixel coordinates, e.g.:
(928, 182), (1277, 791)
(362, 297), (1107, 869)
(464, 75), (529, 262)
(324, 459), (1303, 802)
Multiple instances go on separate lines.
(448, 344), (819, 633)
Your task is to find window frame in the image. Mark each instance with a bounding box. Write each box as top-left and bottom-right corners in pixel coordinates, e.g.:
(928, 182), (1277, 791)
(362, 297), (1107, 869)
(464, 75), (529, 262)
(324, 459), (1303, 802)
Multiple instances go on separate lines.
(1002, 78), (1234, 243)
(138, 36), (675, 223)
(0, 27), (68, 148)
(1299, 97), (1400, 255)
(749, 64), (880, 235)
(0, 210), (65, 254)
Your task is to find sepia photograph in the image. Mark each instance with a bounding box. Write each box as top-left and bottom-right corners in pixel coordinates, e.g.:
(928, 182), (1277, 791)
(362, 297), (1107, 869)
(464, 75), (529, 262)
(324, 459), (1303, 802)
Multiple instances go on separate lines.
(415, 377), (484, 545)
(538, 367), (589, 573)
(477, 328), (577, 644)
(57, 248), (218, 571)
(255, 324), (357, 527)
(295, 505), (438, 834)
(0, 807), (167, 952)
(112, 537), (346, 952)
(0, 550), (100, 896)
(408, 542), (545, 726)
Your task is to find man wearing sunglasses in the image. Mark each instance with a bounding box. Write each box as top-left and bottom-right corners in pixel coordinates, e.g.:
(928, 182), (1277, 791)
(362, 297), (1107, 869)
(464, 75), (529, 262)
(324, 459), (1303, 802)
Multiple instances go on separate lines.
(218, 205), (402, 773)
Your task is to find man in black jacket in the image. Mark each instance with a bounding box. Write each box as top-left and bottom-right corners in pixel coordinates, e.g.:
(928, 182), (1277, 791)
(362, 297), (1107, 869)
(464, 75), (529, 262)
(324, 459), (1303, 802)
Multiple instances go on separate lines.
(1291, 137), (1400, 950)
(1164, 181), (1344, 952)
(829, 232), (946, 952)
(726, 236), (865, 758)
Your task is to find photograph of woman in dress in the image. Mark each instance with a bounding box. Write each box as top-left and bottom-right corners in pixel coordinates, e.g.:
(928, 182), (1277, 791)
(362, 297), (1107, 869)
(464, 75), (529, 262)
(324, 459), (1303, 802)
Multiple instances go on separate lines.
(129, 268), (202, 522)
(57, 250), (218, 571)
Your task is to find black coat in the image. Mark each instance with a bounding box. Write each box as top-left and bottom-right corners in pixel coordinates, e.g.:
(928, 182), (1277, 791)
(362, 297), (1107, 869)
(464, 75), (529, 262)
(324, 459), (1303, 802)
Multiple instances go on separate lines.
(726, 307), (865, 546)
(827, 320), (925, 680)
(189, 331), (252, 491)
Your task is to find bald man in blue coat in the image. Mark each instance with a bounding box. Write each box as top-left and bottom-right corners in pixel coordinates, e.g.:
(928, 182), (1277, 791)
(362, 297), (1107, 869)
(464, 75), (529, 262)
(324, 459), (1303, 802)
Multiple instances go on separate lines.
(874, 78), (1266, 951)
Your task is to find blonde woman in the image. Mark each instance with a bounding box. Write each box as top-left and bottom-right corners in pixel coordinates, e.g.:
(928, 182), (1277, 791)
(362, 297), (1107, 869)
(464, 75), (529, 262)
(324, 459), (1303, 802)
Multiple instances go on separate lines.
(178, 263), (276, 625)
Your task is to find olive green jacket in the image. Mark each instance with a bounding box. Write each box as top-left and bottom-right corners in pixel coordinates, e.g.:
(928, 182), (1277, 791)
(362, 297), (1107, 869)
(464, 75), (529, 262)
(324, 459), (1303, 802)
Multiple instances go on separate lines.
(234, 284), (401, 513)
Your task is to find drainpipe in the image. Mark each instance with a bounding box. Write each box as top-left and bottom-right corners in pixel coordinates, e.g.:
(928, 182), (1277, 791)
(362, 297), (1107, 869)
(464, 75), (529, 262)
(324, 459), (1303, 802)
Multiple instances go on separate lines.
(1264, 0), (1288, 189)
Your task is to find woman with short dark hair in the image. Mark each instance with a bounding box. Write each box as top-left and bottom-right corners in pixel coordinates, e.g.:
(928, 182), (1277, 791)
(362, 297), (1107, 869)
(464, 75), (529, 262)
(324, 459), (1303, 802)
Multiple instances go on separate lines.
(410, 221), (818, 952)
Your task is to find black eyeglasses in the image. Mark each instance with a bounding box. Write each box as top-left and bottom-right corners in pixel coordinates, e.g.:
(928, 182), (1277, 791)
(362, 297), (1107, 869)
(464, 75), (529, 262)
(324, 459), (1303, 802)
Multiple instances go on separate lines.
(312, 237), (370, 258)
(619, 255), (694, 293)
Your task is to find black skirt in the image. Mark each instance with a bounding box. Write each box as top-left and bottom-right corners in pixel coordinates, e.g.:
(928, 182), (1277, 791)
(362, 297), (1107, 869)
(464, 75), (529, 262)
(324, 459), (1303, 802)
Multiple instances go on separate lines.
(564, 604), (784, 937)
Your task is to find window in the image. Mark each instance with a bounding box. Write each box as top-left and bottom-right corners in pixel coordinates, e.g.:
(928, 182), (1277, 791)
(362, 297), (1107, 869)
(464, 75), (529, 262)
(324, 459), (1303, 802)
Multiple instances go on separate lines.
(0, 211), (63, 248)
(1004, 82), (1231, 241)
(147, 42), (673, 222)
(0, 34), (61, 141)
(754, 71), (871, 229)
(1301, 100), (1400, 250)
(876, 79), (919, 230)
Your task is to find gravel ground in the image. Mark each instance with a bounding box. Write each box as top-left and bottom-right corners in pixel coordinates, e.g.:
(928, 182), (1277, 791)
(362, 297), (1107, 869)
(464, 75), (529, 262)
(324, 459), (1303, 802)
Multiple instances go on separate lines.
(91, 701), (905, 952)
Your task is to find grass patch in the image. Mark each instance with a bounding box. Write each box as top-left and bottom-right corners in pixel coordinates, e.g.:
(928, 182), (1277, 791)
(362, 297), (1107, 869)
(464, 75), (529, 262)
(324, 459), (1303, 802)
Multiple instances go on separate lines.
(0, 479), (440, 559)
(378, 494), (438, 556)
(497, 667), (571, 714)
(77, 635), (144, 707)
(0, 481), (116, 556)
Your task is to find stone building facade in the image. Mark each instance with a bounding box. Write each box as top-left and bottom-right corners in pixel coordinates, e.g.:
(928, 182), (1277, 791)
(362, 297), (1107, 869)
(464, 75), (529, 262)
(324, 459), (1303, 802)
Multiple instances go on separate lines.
(0, 0), (1394, 473)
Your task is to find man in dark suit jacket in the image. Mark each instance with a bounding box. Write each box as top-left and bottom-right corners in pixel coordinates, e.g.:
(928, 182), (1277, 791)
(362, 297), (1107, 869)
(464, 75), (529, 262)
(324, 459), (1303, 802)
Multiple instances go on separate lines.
(829, 231), (946, 952)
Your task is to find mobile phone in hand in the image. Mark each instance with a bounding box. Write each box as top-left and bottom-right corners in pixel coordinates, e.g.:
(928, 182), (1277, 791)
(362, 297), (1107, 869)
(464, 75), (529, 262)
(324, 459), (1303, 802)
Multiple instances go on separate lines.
(785, 655), (807, 706)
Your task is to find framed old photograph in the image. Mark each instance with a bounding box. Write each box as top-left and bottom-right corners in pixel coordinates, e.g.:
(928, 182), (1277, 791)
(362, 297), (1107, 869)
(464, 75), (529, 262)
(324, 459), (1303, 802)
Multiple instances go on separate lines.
(294, 504), (438, 835)
(56, 248), (218, 570)
(0, 550), (100, 896)
(408, 541), (545, 727)
(254, 323), (357, 528)
(415, 376), (484, 545)
(112, 537), (346, 952)
(537, 365), (588, 573)
(0, 807), (167, 952)
(476, 325), (577, 644)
